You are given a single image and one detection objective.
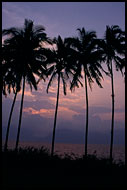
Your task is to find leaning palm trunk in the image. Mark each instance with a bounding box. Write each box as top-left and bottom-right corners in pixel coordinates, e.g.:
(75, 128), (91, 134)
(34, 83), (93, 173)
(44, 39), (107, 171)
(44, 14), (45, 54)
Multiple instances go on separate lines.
(110, 61), (115, 163)
(4, 91), (17, 151)
(15, 77), (25, 151)
(84, 73), (89, 156)
(51, 74), (60, 156)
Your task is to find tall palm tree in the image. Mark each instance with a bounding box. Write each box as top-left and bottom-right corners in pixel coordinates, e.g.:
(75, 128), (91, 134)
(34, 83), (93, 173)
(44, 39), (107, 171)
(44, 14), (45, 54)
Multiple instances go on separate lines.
(2, 69), (21, 151)
(2, 44), (22, 151)
(98, 25), (125, 162)
(43, 35), (76, 156)
(2, 19), (51, 151)
(67, 28), (105, 156)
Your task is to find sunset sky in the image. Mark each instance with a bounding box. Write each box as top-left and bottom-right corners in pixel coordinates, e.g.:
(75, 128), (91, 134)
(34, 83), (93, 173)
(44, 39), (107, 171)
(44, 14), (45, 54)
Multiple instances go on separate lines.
(2, 2), (125, 145)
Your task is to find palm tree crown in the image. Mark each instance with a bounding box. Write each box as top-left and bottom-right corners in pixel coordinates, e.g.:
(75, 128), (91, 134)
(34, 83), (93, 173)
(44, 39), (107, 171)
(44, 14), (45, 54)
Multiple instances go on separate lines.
(99, 25), (125, 73)
(67, 28), (104, 90)
(2, 19), (51, 89)
(46, 35), (76, 94)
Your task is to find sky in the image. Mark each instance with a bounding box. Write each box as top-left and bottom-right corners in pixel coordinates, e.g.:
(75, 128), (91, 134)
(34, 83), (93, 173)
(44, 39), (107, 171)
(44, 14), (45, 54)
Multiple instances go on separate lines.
(2, 2), (125, 146)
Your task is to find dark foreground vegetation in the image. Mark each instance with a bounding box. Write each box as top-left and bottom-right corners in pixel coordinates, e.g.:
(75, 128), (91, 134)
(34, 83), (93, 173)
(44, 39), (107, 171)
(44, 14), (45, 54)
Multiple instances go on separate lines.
(2, 146), (126, 189)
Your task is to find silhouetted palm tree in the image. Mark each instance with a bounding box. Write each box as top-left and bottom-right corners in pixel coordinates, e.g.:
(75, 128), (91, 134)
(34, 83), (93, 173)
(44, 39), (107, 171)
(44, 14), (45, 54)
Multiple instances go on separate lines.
(98, 25), (125, 162)
(44, 35), (76, 156)
(2, 69), (21, 151)
(2, 43), (23, 151)
(66, 28), (105, 156)
(2, 19), (51, 151)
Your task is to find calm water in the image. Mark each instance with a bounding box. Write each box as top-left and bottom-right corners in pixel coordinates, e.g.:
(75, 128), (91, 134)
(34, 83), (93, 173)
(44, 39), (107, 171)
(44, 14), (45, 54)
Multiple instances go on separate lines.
(4, 141), (125, 163)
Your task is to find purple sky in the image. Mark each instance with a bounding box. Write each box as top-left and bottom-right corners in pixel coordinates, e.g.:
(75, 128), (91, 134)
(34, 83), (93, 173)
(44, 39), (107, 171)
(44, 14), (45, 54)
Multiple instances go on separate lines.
(2, 2), (125, 146)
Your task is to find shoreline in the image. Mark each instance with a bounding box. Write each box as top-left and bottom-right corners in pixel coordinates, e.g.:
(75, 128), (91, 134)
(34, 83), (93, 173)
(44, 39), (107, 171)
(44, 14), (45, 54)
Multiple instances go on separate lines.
(2, 142), (125, 163)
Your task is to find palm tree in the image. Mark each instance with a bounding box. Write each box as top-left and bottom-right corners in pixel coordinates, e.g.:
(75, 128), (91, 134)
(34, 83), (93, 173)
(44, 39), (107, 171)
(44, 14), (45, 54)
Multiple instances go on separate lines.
(2, 43), (23, 151)
(2, 70), (21, 151)
(66, 28), (105, 156)
(44, 35), (76, 156)
(98, 25), (125, 162)
(2, 19), (51, 151)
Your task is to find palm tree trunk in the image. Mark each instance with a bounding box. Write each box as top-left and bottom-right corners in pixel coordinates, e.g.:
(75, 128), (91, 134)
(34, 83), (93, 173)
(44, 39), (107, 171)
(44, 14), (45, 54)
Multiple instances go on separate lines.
(15, 77), (25, 151)
(110, 61), (115, 163)
(84, 73), (89, 156)
(4, 92), (17, 151)
(51, 74), (60, 156)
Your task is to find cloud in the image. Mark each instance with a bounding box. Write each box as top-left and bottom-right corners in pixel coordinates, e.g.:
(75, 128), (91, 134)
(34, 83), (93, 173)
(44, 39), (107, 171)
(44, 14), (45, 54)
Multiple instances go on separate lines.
(23, 105), (79, 120)
(105, 79), (111, 84)
(2, 117), (125, 145)
(41, 42), (57, 50)
(2, 97), (125, 145)
(24, 99), (54, 110)
(93, 112), (125, 122)
(19, 91), (35, 97)
(23, 107), (54, 118)
(37, 128), (125, 145)
(2, 95), (125, 134)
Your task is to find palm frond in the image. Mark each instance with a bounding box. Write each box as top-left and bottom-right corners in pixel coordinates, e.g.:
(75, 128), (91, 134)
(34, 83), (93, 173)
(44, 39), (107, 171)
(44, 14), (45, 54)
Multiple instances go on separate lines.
(47, 72), (57, 93)
(26, 67), (38, 91)
(70, 66), (83, 92)
(114, 56), (125, 76)
(60, 72), (67, 95)
(2, 28), (21, 37)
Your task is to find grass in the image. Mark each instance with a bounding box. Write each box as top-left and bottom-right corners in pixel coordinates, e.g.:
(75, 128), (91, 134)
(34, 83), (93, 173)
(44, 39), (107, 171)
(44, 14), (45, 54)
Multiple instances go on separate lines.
(2, 146), (126, 189)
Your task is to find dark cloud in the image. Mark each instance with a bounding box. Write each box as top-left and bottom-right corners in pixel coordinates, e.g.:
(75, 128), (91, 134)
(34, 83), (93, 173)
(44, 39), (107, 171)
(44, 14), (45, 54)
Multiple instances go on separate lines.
(2, 97), (54, 120)
(2, 97), (125, 145)
(3, 123), (124, 145)
(2, 114), (53, 141)
(23, 100), (54, 109)
(37, 128), (125, 145)
(69, 105), (125, 115)
(32, 90), (57, 99)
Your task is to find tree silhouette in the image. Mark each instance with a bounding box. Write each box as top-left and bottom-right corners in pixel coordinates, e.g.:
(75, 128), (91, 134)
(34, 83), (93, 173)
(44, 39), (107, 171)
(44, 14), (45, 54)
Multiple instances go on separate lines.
(2, 43), (22, 151)
(2, 19), (51, 151)
(66, 28), (104, 156)
(44, 35), (76, 156)
(2, 72), (20, 151)
(98, 25), (125, 162)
